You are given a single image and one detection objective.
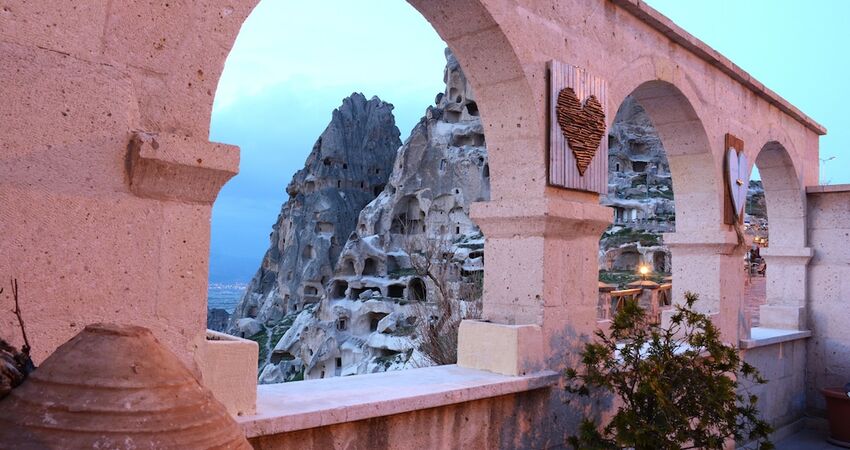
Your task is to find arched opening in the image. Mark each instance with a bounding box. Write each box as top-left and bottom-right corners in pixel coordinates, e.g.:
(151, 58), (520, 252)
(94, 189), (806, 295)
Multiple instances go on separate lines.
(207, 0), (536, 383)
(599, 94), (675, 293)
(331, 280), (348, 299)
(408, 277), (427, 302)
(605, 79), (719, 319)
(745, 141), (807, 329)
(621, 80), (717, 234)
(362, 257), (378, 276)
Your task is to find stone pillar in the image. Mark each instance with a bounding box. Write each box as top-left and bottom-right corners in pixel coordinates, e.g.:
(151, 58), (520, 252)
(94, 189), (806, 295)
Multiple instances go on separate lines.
(463, 191), (611, 373)
(663, 230), (749, 343)
(758, 246), (812, 330)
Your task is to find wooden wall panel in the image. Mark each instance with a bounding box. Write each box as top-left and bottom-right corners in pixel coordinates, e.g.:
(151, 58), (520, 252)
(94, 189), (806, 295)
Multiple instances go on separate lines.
(548, 61), (608, 195)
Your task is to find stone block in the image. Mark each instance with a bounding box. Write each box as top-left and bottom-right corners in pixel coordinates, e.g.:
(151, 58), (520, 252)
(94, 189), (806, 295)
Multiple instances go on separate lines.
(127, 131), (239, 204)
(457, 320), (544, 376)
(198, 330), (259, 416)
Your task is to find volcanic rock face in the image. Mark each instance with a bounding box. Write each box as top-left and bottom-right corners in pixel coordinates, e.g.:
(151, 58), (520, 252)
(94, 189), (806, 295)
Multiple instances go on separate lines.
(599, 96), (674, 276)
(256, 49), (488, 383)
(228, 93), (401, 337)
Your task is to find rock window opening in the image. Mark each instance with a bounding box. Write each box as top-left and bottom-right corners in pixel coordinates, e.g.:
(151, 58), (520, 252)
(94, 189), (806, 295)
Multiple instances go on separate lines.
(615, 163), (621, 172)
(409, 278), (426, 302)
(362, 258), (378, 276)
(387, 284), (405, 298)
(349, 287), (368, 300)
(386, 256), (400, 273)
(465, 101), (479, 116)
(323, 158), (331, 166)
(444, 110), (461, 123)
(374, 168), (380, 174)
(316, 222), (334, 234)
(455, 226), (460, 234)
(336, 357), (342, 368)
(332, 280), (348, 298)
(302, 244), (314, 259)
(342, 163), (348, 169)
(483, 164), (489, 178)
(303, 285), (319, 296)
(270, 351), (295, 365)
(360, 181), (365, 189)
(632, 161), (647, 173)
(369, 312), (389, 332)
(373, 184), (385, 196)
(336, 318), (347, 331)
(337, 180), (341, 188)
(341, 259), (356, 276)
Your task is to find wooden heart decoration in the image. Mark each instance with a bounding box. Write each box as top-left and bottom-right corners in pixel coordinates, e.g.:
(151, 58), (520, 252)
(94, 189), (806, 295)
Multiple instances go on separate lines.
(726, 148), (750, 219)
(555, 87), (606, 176)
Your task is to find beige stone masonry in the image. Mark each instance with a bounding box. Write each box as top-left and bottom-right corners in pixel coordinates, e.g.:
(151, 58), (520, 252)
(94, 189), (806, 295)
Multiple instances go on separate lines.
(457, 320), (545, 376)
(197, 330), (259, 417)
(759, 246), (812, 330)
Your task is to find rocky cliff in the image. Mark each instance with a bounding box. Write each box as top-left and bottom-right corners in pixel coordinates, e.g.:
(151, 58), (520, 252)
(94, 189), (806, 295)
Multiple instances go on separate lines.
(598, 96), (674, 280)
(254, 49), (488, 383)
(228, 93), (401, 341)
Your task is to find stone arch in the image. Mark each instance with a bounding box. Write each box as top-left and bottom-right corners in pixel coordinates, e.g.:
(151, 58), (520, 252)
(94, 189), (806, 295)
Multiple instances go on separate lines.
(752, 141), (810, 330)
(754, 141), (806, 248)
(610, 79), (717, 232)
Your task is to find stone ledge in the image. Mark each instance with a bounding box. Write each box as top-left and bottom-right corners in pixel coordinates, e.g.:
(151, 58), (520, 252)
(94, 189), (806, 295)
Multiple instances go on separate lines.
(236, 365), (559, 438)
(806, 184), (850, 194)
(739, 327), (812, 349)
(126, 131), (239, 204)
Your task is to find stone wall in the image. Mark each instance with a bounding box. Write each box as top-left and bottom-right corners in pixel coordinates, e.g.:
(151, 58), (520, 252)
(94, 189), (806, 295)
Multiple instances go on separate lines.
(742, 340), (807, 430)
(805, 186), (850, 412)
(248, 389), (552, 450)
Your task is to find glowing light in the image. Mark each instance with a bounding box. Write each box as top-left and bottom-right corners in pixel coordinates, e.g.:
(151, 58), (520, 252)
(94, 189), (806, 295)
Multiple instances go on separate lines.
(638, 265), (651, 276)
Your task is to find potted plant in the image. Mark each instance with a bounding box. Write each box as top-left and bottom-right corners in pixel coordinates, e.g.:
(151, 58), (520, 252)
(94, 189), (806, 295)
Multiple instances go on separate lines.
(822, 382), (850, 447)
(565, 292), (773, 450)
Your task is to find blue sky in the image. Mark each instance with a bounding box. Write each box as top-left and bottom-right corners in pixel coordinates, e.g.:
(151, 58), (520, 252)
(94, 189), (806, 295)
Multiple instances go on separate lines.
(209, 0), (849, 283)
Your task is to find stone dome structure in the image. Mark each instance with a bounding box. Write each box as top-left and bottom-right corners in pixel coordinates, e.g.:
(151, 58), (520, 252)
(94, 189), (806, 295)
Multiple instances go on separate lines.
(0, 324), (250, 449)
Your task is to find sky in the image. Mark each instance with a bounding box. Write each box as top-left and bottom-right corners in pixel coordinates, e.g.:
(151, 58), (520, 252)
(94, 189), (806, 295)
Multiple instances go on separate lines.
(209, 0), (849, 284)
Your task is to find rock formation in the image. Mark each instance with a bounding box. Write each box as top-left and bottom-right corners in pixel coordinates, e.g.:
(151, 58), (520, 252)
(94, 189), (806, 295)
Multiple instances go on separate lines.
(228, 93), (401, 343)
(255, 49), (488, 383)
(599, 96), (674, 277)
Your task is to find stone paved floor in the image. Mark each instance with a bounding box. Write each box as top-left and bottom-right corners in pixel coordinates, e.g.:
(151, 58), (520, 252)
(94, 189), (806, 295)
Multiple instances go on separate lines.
(744, 275), (767, 327)
(775, 428), (846, 450)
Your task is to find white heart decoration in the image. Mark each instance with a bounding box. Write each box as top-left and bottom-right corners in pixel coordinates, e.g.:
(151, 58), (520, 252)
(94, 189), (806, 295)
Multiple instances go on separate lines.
(726, 148), (750, 219)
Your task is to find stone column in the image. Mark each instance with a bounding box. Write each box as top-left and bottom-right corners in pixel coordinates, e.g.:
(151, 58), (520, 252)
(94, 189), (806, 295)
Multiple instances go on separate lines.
(458, 191), (611, 374)
(758, 246), (812, 330)
(663, 230), (749, 343)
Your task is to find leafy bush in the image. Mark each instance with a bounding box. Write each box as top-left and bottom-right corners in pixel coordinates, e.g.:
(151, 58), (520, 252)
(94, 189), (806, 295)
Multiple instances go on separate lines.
(565, 292), (773, 450)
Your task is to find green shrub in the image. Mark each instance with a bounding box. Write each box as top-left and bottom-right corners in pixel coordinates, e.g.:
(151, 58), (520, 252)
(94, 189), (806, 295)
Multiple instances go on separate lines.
(565, 292), (773, 450)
